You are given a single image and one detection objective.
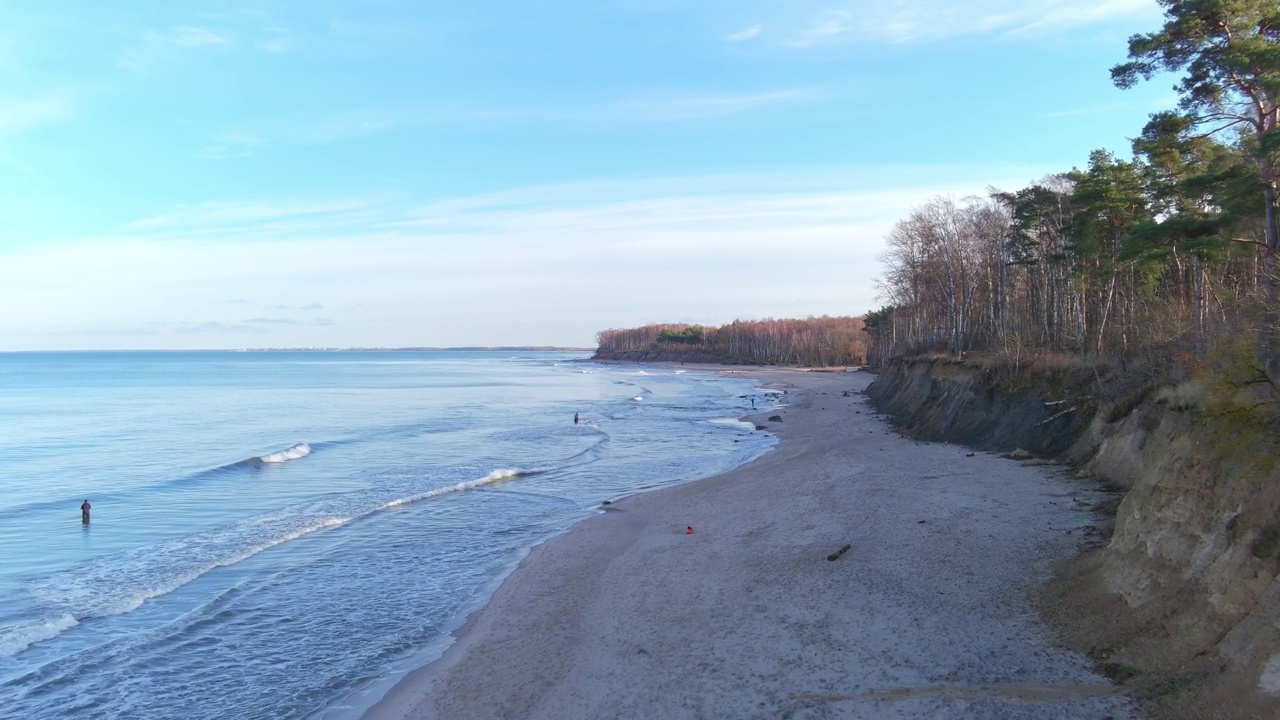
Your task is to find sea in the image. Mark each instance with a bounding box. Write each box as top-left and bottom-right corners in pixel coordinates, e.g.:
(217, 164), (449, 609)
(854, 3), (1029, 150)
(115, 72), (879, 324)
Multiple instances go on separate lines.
(0, 350), (777, 719)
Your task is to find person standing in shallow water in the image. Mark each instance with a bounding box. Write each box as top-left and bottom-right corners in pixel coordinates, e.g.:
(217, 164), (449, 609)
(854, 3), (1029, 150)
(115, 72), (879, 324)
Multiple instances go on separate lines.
(574, 412), (579, 425)
(81, 499), (91, 524)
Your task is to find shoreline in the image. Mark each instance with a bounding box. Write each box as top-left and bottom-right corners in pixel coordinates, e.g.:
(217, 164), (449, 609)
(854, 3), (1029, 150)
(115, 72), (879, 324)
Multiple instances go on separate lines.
(343, 364), (796, 719)
(361, 367), (1136, 719)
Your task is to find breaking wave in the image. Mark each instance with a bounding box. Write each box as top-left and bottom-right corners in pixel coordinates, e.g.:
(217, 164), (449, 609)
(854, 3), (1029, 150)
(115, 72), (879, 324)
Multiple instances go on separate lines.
(4, 467), (530, 658)
(0, 615), (79, 657)
(381, 469), (525, 509)
(257, 443), (311, 464)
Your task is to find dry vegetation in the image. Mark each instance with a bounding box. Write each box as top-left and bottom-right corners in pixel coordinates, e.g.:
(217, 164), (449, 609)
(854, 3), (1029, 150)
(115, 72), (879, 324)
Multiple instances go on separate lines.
(869, 2), (1280, 388)
(595, 316), (867, 367)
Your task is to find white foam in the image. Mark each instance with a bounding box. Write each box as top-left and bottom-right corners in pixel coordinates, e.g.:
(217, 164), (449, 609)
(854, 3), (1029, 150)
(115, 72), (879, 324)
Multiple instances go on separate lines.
(381, 469), (522, 510)
(31, 511), (357, 625)
(479, 468), (520, 483)
(19, 468), (525, 655)
(259, 443), (311, 463)
(633, 396), (643, 401)
(708, 417), (755, 430)
(0, 614), (79, 657)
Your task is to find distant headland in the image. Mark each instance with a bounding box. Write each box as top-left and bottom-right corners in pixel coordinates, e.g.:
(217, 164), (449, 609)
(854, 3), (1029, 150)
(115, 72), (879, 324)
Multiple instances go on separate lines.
(592, 316), (866, 367)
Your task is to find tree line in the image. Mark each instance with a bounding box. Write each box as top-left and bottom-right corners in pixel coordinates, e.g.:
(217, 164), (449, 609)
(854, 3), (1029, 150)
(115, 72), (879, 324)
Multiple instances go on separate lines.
(596, 316), (867, 366)
(867, 1), (1280, 383)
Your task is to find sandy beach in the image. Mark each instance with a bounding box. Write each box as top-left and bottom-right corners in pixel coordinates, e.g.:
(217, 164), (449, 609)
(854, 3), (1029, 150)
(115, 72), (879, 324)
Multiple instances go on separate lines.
(362, 368), (1136, 719)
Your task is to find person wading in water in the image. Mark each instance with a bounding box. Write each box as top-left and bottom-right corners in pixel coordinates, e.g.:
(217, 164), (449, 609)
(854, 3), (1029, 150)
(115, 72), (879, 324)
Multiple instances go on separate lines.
(81, 499), (91, 525)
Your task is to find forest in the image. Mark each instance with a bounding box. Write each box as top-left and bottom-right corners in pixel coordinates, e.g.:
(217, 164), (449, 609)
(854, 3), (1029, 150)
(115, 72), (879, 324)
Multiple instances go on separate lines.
(595, 316), (867, 366)
(867, 2), (1280, 383)
(597, 4), (1278, 379)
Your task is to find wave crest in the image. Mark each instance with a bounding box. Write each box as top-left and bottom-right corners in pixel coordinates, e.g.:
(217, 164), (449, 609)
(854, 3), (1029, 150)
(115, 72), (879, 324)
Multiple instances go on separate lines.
(382, 469), (524, 509)
(258, 443), (311, 464)
(0, 614), (79, 657)
(11, 468), (528, 656)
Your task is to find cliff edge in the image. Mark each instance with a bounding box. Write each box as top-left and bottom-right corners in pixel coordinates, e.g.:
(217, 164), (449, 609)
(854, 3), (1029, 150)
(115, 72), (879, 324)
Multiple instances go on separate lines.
(867, 355), (1280, 719)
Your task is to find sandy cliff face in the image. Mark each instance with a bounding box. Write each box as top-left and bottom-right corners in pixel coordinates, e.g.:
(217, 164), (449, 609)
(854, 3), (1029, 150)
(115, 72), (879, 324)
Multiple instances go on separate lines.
(1080, 382), (1280, 704)
(868, 357), (1280, 718)
(864, 356), (1097, 456)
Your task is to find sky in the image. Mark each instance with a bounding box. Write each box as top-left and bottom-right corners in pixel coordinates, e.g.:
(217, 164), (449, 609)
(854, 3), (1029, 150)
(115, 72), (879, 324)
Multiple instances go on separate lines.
(0, 0), (1177, 350)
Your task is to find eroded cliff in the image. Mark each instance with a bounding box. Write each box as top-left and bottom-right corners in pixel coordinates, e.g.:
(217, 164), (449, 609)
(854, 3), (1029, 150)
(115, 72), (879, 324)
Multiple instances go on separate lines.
(868, 356), (1280, 719)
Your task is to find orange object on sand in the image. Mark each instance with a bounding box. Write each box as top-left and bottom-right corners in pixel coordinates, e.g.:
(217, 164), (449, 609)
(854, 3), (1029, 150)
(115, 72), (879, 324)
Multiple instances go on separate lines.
(685, 526), (694, 534)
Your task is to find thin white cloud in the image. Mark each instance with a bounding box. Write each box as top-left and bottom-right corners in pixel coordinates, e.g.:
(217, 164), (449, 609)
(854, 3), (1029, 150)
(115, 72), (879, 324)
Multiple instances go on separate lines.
(259, 38), (294, 53)
(170, 27), (228, 48)
(189, 8), (293, 52)
(0, 90), (75, 136)
(0, 165), (1047, 350)
(725, 25), (762, 42)
(198, 131), (265, 160)
(150, 321), (266, 335)
(783, 11), (854, 47)
(249, 88), (820, 145)
(117, 26), (229, 71)
(777, 0), (1158, 46)
(602, 88), (818, 122)
(1005, 0), (1157, 37)
(0, 26), (31, 73)
(198, 8), (266, 20)
(258, 27), (298, 54)
(126, 194), (381, 230)
(245, 317), (301, 324)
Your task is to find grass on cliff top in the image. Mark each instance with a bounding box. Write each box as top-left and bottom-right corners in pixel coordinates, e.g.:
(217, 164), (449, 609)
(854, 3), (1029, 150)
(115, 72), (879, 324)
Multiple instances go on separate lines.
(893, 351), (1115, 418)
(1119, 335), (1280, 480)
(894, 334), (1280, 428)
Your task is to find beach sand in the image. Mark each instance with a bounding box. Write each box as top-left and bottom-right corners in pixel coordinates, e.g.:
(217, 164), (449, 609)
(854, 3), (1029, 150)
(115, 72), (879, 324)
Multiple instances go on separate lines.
(362, 368), (1137, 719)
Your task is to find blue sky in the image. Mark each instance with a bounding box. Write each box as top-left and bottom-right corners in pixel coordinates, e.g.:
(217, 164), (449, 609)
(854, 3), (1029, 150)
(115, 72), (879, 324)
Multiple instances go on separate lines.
(0, 0), (1172, 350)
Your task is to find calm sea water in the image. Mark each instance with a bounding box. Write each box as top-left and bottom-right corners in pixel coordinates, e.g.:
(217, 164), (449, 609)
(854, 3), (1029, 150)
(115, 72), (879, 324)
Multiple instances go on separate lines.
(0, 350), (776, 719)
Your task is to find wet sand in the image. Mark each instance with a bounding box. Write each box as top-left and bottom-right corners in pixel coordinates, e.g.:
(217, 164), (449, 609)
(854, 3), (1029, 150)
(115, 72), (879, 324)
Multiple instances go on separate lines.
(363, 368), (1137, 719)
